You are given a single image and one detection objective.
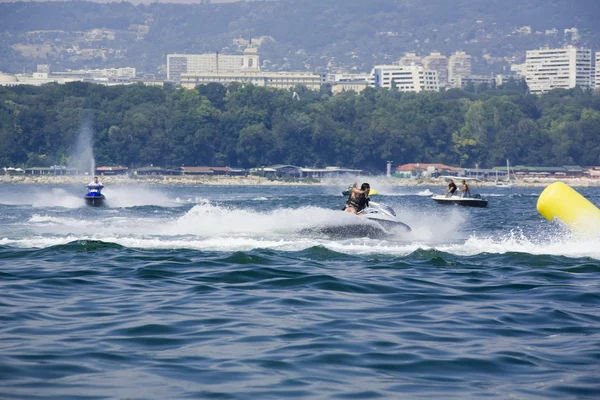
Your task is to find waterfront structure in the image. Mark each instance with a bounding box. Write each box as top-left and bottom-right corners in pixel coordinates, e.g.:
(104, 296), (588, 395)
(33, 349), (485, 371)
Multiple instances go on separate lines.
(178, 42), (320, 90)
(0, 72), (20, 87)
(422, 52), (449, 86)
(323, 73), (370, 84)
(454, 74), (496, 87)
(525, 46), (593, 93)
(180, 70), (321, 91)
(167, 44), (259, 82)
(0, 72), (83, 86)
(331, 80), (369, 94)
(595, 52), (600, 89)
(448, 51), (472, 87)
(323, 73), (369, 94)
(368, 65), (439, 93)
(167, 53), (245, 82)
(0, 67), (151, 87)
(52, 67), (136, 80)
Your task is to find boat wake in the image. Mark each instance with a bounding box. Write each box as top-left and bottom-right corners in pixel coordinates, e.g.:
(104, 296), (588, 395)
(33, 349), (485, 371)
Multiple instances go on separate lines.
(2, 199), (597, 259)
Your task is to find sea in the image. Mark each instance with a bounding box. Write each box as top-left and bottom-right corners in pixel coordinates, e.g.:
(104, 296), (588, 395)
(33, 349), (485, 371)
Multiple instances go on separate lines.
(1, 182), (599, 399)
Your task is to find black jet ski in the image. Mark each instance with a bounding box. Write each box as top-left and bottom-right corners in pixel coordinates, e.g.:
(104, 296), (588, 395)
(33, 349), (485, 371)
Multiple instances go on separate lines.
(84, 185), (105, 206)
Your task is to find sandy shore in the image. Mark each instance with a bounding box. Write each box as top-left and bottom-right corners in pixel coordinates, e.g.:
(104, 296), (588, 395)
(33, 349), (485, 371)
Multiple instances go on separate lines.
(2, 174), (600, 187)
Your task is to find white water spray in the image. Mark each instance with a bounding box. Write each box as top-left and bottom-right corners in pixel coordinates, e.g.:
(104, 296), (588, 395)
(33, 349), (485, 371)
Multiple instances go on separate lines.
(68, 119), (96, 176)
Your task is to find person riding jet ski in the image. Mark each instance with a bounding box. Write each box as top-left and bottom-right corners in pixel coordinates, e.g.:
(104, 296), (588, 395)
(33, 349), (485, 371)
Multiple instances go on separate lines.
(344, 182), (370, 214)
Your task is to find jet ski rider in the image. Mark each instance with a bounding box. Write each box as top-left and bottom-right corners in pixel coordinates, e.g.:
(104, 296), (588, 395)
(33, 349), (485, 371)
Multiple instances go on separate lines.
(344, 182), (370, 214)
(88, 176), (104, 193)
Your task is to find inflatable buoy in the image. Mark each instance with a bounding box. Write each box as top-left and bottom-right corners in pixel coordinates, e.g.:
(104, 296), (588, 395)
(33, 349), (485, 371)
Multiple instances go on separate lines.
(537, 182), (600, 233)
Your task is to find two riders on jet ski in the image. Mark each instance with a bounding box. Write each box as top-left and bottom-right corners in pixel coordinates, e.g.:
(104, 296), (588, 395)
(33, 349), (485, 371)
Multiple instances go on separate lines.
(344, 182), (370, 214)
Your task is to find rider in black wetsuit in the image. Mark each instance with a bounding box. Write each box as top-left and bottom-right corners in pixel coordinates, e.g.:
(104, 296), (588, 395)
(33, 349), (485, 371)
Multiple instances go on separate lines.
(344, 183), (370, 213)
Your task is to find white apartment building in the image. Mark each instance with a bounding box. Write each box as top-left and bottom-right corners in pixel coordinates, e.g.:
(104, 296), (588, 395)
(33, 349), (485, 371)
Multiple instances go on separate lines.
(511, 63), (527, 78)
(422, 52), (448, 86)
(595, 52), (600, 89)
(369, 65), (439, 93)
(525, 46), (592, 93)
(448, 51), (472, 87)
(323, 73), (370, 84)
(167, 45), (260, 82)
(398, 52), (423, 67)
(180, 71), (321, 91)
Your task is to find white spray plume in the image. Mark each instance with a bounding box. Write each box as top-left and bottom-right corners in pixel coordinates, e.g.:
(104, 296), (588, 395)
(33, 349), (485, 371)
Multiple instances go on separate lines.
(68, 119), (95, 175)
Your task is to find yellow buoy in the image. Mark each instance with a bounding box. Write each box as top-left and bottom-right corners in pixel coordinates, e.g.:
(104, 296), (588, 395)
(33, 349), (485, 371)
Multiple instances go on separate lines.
(369, 189), (378, 196)
(537, 182), (600, 233)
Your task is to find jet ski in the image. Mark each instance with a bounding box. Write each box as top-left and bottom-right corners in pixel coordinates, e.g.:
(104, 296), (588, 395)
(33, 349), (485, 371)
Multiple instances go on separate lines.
(358, 201), (412, 232)
(303, 201), (411, 239)
(84, 185), (105, 206)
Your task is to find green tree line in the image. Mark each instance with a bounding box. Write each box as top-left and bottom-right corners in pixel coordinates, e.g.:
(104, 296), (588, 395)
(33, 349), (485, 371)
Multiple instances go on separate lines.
(1, 81), (600, 171)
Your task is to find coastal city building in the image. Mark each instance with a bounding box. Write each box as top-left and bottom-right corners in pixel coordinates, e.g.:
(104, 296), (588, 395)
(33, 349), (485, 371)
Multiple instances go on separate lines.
(322, 73), (370, 84)
(167, 44), (260, 82)
(595, 52), (600, 89)
(330, 80), (369, 94)
(525, 46), (593, 93)
(180, 70), (321, 90)
(179, 44), (320, 90)
(510, 63), (526, 78)
(398, 52), (423, 67)
(454, 74), (497, 88)
(448, 51), (472, 87)
(422, 52), (449, 86)
(167, 53), (246, 82)
(368, 65), (440, 93)
(0, 65), (138, 87)
(323, 73), (370, 94)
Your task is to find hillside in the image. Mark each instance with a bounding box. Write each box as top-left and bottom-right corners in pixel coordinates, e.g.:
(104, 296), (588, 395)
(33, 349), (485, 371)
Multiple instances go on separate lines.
(0, 0), (598, 75)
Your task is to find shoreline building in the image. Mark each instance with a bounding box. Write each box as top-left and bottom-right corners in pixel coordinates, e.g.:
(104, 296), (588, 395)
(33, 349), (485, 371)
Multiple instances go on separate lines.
(368, 65), (440, 92)
(595, 52), (600, 89)
(323, 73), (370, 94)
(180, 71), (321, 91)
(423, 52), (449, 87)
(525, 46), (593, 93)
(167, 44), (260, 82)
(180, 44), (320, 90)
(448, 51), (472, 88)
(398, 52), (423, 67)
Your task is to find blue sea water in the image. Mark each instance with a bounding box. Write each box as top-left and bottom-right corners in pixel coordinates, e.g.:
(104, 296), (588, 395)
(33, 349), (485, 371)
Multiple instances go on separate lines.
(0, 182), (599, 399)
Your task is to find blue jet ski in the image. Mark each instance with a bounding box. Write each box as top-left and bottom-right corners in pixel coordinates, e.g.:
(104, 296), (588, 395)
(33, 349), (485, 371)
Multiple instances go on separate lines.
(84, 185), (105, 206)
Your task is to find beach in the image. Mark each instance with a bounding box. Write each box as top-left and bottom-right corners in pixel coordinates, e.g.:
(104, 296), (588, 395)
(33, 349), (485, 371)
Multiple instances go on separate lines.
(2, 173), (600, 187)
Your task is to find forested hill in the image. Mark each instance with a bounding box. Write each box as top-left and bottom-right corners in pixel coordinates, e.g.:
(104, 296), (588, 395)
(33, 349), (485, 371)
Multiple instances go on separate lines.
(1, 82), (599, 170)
(0, 0), (599, 75)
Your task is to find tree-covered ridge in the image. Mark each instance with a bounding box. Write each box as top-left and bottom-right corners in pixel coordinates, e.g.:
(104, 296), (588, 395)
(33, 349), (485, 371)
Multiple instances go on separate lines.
(1, 81), (600, 171)
(0, 0), (598, 74)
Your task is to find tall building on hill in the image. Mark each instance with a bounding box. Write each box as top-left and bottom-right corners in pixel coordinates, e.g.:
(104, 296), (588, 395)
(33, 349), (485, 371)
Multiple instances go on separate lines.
(398, 52), (422, 67)
(369, 65), (439, 93)
(423, 52), (448, 86)
(167, 44), (260, 82)
(178, 43), (320, 90)
(448, 51), (472, 87)
(525, 46), (592, 93)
